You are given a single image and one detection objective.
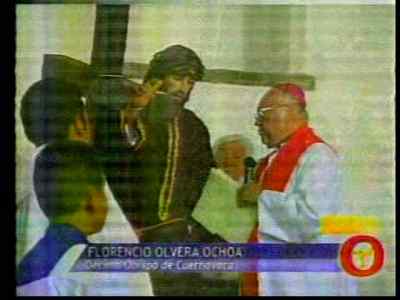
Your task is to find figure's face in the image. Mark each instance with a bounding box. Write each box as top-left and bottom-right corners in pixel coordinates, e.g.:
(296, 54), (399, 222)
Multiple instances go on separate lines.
(216, 141), (248, 182)
(255, 90), (300, 148)
(160, 71), (196, 106)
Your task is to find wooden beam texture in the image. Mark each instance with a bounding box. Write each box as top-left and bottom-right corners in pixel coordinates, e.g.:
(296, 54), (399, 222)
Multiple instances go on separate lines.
(123, 62), (315, 90)
(90, 5), (130, 75)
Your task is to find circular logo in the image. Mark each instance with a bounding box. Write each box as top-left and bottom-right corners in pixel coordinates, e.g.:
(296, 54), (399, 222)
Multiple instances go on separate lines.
(340, 235), (384, 277)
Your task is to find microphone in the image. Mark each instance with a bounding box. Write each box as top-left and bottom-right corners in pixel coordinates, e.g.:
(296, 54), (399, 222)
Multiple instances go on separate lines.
(244, 157), (257, 184)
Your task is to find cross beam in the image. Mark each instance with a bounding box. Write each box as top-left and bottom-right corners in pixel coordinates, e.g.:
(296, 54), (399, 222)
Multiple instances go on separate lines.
(124, 62), (315, 90)
(42, 4), (316, 91)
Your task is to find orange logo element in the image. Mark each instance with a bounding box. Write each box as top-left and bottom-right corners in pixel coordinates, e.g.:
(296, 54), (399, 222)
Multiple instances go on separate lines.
(340, 235), (384, 277)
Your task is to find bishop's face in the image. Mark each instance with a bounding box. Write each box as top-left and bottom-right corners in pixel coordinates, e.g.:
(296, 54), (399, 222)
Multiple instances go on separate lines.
(255, 90), (299, 148)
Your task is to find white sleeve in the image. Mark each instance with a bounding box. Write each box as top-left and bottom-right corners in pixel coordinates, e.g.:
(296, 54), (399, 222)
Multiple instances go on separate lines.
(17, 277), (60, 296)
(258, 143), (343, 243)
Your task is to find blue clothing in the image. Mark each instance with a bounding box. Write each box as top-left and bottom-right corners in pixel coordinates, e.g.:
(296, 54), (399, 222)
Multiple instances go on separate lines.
(16, 223), (88, 286)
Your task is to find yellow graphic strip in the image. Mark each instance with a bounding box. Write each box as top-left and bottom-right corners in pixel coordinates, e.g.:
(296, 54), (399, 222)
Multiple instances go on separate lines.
(321, 215), (381, 235)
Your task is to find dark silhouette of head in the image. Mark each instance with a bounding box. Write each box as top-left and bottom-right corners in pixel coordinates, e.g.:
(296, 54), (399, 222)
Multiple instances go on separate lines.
(34, 141), (107, 235)
(20, 78), (85, 147)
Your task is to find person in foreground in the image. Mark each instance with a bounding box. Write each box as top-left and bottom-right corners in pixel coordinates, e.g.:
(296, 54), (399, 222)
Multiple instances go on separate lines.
(17, 78), (92, 262)
(239, 83), (358, 296)
(16, 141), (107, 294)
(17, 78), (153, 296)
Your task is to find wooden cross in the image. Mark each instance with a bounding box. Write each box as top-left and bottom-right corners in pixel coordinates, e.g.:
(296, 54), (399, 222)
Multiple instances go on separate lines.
(42, 4), (316, 91)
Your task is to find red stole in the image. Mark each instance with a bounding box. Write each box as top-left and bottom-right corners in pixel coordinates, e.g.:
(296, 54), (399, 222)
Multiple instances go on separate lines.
(241, 126), (325, 296)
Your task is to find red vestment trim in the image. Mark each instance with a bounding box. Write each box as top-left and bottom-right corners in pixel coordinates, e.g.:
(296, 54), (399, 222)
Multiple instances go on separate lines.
(241, 126), (325, 296)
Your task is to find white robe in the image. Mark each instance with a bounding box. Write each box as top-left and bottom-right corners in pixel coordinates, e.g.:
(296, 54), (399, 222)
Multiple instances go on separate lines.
(257, 143), (358, 296)
(16, 146), (153, 296)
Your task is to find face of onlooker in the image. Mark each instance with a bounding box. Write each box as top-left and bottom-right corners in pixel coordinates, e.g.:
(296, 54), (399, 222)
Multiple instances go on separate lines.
(216, 141), (248, 182)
